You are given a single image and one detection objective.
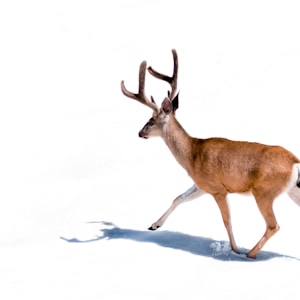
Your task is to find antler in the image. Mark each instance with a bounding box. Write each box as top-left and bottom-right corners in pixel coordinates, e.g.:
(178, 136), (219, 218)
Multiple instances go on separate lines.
(121, 61), (159, 113)
(147, 49), (178, 101)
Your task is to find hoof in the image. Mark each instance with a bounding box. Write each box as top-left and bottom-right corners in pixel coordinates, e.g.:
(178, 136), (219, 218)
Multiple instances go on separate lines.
(148, 225), (160, 231)
(246, 253), (257, 259)
(232, 248), (240, 255)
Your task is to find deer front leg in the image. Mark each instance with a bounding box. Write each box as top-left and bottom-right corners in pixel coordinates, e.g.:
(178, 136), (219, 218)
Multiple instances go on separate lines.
(214, 193), (239, 254)
(148, 184), (206, 230)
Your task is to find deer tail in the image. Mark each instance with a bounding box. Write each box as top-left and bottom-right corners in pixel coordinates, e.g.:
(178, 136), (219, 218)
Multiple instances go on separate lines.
(297, 166), (300, 188)
(287, 164), (300, 206)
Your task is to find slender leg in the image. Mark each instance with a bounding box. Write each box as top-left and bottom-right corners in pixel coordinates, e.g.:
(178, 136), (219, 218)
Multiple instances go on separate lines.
(214, 193), (239, 254)
(148, 184), (205, 230)
(247, 196), (279, 258)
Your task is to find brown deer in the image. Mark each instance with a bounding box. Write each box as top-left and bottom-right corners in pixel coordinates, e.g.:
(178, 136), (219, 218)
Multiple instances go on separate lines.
(121, 49), (300, 258)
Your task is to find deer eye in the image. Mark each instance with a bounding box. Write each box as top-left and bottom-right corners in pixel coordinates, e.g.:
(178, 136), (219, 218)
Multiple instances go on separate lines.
(148, 119), (154, 127)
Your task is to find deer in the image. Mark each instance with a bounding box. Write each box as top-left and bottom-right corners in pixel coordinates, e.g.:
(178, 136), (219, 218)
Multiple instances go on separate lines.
(120, 49), (300, 258)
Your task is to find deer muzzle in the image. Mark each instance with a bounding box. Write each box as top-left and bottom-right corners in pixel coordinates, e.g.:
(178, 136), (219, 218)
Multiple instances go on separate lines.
(139, 129), (148, 139)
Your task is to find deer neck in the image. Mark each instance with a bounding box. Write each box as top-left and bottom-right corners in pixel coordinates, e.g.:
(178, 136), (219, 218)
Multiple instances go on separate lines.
(162, 114), (193, 172)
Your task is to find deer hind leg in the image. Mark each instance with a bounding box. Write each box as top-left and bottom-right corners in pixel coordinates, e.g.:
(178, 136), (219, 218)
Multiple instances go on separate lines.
(214, 194), (239, 254)
(247, 195), (280, 258)
(148, 184), (205, 230)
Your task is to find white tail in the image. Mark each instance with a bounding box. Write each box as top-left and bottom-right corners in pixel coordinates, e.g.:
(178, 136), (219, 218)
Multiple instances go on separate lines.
(121, 49), (300, 258)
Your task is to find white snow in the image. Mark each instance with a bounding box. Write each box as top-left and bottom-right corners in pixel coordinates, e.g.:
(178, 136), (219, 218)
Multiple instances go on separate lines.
(1, 0), (300, 299)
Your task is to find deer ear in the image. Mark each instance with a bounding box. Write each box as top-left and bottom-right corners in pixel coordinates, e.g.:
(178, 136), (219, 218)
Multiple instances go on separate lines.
(172, 92), (179, 112)
(161, 97), (172, 115)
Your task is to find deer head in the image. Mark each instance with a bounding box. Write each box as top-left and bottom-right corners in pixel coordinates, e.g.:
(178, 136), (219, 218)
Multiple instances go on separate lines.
(121, 49), (179, 139)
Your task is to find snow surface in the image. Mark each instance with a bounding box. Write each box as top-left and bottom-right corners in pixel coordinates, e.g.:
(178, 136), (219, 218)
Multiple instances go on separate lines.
(1, 0), (300, 299)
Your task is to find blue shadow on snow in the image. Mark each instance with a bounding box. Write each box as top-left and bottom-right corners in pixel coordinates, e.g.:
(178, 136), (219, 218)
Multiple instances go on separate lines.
(60, 221), (300, 262)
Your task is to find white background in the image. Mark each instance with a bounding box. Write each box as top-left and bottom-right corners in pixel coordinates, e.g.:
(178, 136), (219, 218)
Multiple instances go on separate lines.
(1, 1), (300, 299)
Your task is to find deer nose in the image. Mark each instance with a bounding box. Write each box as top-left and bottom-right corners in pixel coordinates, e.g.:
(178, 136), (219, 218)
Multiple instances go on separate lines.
(138, 131), (143, 138)
(139, 130), (148, 139)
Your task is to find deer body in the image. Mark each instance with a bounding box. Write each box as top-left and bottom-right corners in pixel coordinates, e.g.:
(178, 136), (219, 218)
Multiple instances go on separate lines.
(121, 49), (300, 258)
(189, 138), (299, 195)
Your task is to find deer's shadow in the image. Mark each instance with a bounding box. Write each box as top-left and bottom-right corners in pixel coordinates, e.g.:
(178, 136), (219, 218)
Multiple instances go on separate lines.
(60, 221), (300, 262)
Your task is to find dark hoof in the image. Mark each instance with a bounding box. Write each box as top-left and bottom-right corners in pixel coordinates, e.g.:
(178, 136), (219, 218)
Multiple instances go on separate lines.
(148, 226), (160, 231)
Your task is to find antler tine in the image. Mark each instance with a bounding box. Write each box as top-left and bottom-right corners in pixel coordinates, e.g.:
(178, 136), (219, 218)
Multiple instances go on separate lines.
(147, 49), (178, 101)
(121, 61), (159, 113)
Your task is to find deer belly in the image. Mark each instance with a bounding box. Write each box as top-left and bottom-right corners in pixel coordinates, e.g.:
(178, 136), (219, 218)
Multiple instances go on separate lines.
(192, 168), (253, 195)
